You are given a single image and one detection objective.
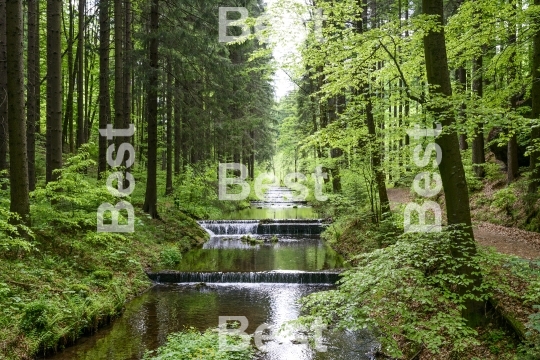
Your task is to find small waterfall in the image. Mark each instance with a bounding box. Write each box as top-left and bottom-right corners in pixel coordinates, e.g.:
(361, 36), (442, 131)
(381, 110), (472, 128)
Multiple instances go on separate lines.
(147, 270), (341, 284)
(198, 219), (324, 236)
(198, 220), (259, 235)
(257, 223), (321, 235)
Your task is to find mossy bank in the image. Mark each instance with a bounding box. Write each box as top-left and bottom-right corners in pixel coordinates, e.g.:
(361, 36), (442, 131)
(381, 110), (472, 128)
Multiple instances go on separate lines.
(0, 201), (208, 360)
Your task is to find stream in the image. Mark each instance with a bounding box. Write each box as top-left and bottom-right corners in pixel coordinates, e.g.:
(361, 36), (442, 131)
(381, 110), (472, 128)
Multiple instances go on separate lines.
(45, 187), (378, 359)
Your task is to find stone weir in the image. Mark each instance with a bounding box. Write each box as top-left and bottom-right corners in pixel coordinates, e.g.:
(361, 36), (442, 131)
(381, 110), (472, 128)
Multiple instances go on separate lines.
(146, 270), (341, 284)
(198, 219), (325, 236)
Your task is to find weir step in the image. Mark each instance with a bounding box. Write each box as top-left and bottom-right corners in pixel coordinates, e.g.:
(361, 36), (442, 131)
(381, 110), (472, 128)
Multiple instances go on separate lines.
(198, 219), (325, 235)
(147, 270), (341, 284)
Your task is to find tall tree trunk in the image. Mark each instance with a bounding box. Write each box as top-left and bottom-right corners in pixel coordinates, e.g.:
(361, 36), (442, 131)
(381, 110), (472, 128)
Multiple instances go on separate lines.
(456, 67), (468, 150)
(26, 0), (38, 191)
(422, 0), (483, 324)
(330, 94), (344, 192)
(507, 2), (519, 184)
(472, 56), (485, 178)
(114, 0), (124, 153)
(124, 0), (132, 137)
(34, 0), (40, 135)
(366, 97), (390, 217)
(403, 0), (410, 146)
(508, 136), (519, 183)
(6, 0), (30, 222)
(98, 0), (110, 178)
(0, 0), (8, 177)
(76, 0), (84, 148)
(65, 2), (75, 153)
(83, 34), (91, 142)
(143, 0), (159, 218)
(249, 130), (255, 180)
(46, 0), (63, 183)
(174, 77), (181, 175)
(529, 0), (540, 193)
(165, 61), (173, 195)
(360, 0), (389, 218)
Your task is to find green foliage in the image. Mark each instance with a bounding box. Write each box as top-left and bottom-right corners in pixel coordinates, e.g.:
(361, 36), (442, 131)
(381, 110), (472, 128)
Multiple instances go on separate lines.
(172, 163), (250, 220)
(503, 258), (540, 306)
(491, 186), (518, 216)
(0, 208), (35, 256)
(20, 301), (49, 334)
(91, 270), (113, 281)
(143, 327), (253, 360)
(0, 160), (209, 359)
(159, 246), (182, 267)
(299, 228), (497, 358)
(30, 146), (117, 235)
(481, 329), (514, 355)
(461, 150), (484, 192)
(517, 304), (540, 359)
(484, 162), (505, 183)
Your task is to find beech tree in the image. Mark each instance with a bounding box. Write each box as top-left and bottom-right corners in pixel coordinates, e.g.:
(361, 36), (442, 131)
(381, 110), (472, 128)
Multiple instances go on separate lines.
(76, 0), (84, 148)
(422, 0), (483, 322)
(529, 0), (540, 192)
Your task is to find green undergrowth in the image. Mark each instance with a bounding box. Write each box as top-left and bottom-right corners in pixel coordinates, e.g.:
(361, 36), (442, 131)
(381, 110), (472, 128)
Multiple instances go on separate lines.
(0, 149), (209, 359)
(142, 327), (254, 360)
(169, 161), (265, 220)
(322, 212), (401, 264)
(298, 228), (540, 359)
(313, 186), (539, 359)
(315, 193), (402, 264)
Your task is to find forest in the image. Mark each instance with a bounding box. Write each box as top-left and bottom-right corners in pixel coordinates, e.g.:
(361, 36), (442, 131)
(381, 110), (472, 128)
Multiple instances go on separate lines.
(0, 0), (540, 359)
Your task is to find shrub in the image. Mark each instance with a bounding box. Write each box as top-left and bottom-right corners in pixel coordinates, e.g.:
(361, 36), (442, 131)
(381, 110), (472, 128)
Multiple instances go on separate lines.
(20, 301), (49, 334)
(159, 246), (182, 267)
(484, 162), (505, 182)
(491, 187), (517, 216)
(143, 327), (253, 360)
(298, 228), (492, 358)
(0, 208), (35, 257)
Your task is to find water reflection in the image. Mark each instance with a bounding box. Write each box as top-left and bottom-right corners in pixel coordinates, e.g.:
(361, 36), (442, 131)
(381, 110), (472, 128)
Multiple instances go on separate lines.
(45, 284), (377, 360)
(44, 188), (371, 360)
(166, 236), (346, 272)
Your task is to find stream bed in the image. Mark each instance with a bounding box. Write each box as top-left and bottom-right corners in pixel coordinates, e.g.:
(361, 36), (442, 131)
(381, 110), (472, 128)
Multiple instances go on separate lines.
(44, 187), (377, 359)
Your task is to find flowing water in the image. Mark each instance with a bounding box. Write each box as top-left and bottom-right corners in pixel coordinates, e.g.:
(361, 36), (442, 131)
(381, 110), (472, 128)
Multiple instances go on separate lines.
(45, 187), (377, 360)
(214, 187), (320, 220)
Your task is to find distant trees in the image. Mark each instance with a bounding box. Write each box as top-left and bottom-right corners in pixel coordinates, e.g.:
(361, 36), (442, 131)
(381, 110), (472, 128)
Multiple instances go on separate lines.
(279, 0), (540, 225)
(0, 0), (274, 221)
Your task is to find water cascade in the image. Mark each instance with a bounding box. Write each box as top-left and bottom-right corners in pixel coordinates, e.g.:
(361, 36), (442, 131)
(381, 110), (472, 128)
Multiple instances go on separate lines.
(45, 186), (377, 360)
